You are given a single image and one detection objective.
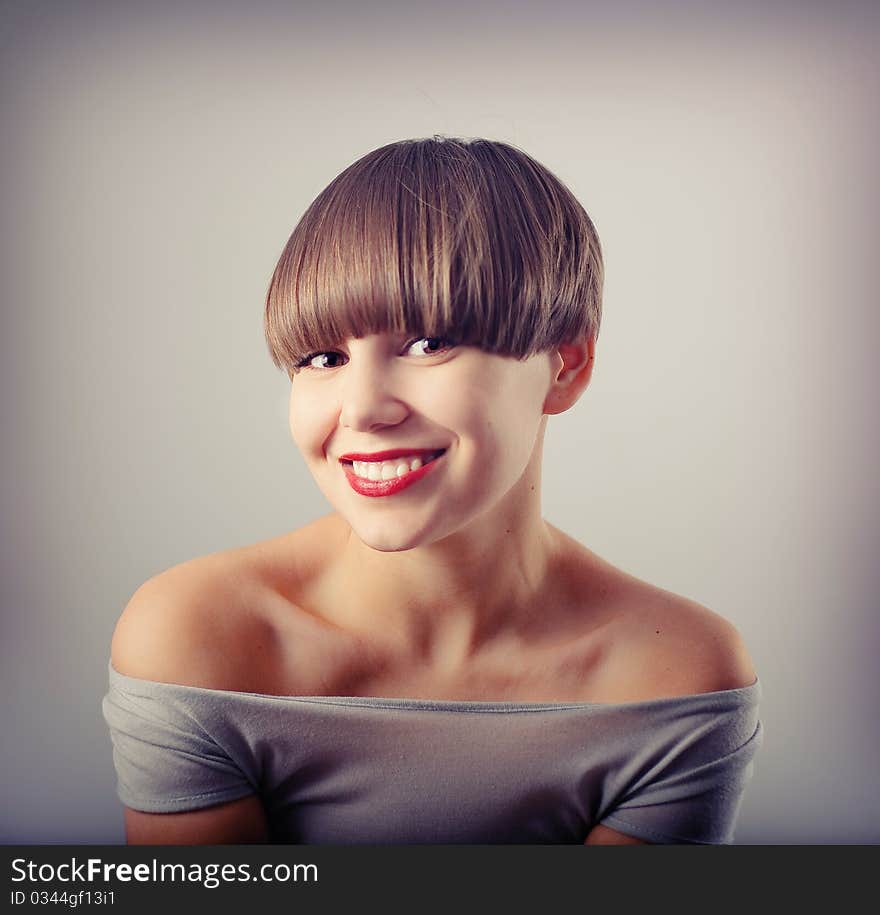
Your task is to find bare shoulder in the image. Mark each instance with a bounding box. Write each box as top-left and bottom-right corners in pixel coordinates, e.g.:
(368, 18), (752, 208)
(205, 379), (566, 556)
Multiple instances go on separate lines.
(609, 578), (757, 700)
(544, 528), (756, 703)
(110, 548), (285, 691)
(110, 516), (344, 693)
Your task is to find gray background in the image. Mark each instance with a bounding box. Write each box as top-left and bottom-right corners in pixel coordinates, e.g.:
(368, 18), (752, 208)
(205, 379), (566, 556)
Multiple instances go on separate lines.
(2, 0), (877, 843)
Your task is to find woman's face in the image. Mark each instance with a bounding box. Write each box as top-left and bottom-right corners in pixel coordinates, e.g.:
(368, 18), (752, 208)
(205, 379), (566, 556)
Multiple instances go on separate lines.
(289, 332), (556, 552)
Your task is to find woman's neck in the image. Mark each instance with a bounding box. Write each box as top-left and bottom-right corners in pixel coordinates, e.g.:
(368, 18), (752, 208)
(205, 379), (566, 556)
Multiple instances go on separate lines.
(311, 506), (562, 671)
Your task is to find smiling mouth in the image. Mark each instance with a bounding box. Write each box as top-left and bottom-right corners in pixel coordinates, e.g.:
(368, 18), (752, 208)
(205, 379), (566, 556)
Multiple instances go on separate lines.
(341, 449), (446, 482)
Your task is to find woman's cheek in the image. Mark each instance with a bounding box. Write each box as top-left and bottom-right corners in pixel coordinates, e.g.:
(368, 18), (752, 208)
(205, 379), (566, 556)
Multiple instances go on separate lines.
(289, 393), (325, 458)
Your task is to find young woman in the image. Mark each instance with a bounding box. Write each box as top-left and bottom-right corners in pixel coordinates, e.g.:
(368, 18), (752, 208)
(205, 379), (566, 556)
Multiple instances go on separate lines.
(103, 135), (762, 845)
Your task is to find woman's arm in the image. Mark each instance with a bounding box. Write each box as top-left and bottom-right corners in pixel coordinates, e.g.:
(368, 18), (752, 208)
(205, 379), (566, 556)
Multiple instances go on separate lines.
(582, 602), (758, 847)
(123, 795), (270, 845)
(110, 564), (274, 845)
(583, 824), (649, 845)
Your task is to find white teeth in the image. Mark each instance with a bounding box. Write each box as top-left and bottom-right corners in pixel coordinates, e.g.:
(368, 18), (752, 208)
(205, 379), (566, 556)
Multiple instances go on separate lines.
(350, 453), (438, 481)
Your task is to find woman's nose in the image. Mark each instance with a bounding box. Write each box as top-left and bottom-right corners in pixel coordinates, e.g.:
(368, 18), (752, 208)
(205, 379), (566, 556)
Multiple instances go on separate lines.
(338, 358), (409, 431)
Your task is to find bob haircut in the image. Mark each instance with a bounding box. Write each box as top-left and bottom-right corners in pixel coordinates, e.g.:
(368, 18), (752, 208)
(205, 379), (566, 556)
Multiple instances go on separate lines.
(264, 135), (604, 377)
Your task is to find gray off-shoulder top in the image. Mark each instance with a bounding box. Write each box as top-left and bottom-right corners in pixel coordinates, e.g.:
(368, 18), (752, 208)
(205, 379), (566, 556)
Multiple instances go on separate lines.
(101, 660), (763, 844)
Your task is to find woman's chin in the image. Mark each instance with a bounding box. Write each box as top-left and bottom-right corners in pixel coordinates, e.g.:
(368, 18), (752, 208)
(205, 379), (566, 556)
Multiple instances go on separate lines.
(352, 527), (425, 553)
(343, 514), (451, 554)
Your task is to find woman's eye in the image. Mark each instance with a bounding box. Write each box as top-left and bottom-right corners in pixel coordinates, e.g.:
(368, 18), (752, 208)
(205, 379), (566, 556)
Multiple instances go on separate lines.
(405, 336), (455, 357)
(295, 351), (346, 370)
(293, 337), (455, 372)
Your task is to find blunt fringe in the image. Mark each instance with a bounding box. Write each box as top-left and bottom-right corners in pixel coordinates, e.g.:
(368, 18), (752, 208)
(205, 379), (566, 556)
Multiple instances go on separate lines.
(264, 135), (604, 376)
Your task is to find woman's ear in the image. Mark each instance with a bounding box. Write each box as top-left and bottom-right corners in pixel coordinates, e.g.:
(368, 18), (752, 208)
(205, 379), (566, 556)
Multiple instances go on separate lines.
(543, 336), (596, 415)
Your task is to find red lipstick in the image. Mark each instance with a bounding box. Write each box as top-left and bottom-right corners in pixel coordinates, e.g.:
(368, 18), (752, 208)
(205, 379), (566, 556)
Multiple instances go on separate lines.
(341, 451), (446, 498)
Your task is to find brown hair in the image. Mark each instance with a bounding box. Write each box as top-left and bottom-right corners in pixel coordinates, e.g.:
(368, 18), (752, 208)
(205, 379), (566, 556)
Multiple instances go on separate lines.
(264, 135), (603, 376)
